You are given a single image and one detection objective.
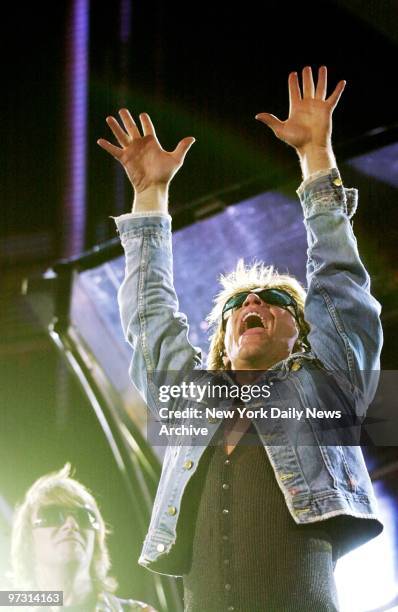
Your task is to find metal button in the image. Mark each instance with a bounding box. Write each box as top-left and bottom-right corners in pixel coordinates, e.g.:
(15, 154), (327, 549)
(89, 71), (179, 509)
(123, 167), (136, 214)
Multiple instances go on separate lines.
(222, 508), (229, 515)
(223, 559), (230, 566)
(227, 606), (235, 611)
(222, 483), (230, 490)
(167, 506), (177, 516)
(224, 459), (231, 466)
(156, 543), (165, 553)
(291, 361), (302, 372)
(296, 508), (310, 515)
(332, 177), (342, 186)
(222, 535), (229, 541)
(280, 472), (294, 481)
(225, 584), (231, 591)
(183, 460), (193, 470)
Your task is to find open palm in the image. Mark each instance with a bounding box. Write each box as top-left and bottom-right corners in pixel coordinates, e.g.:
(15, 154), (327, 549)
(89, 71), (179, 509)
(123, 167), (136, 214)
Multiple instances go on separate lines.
(97, 109), (195, 193)
(256, 66), (345, 151)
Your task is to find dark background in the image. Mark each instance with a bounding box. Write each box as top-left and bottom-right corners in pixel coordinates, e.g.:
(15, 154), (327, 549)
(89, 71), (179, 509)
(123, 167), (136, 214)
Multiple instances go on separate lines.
(1, 0), (398, 604)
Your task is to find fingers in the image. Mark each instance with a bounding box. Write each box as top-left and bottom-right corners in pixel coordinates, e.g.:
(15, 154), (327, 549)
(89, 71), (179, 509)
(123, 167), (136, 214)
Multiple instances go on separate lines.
(255, 113), (283, 136)
(302, 66), (315, 98)
(291, 66), (344, 109)
(106, 116), (131, 147)
(105, 110), (159, 144)
(118, 108), (141, 139)
(315, 65), (327, 100)
(288, 72), (301, 108)
(98, 109), (157, 158)
(96, 138), (123, 159)
(140, 113), (159, 140)
(327, 79), (346, 111)
(173, 136), (196, 162)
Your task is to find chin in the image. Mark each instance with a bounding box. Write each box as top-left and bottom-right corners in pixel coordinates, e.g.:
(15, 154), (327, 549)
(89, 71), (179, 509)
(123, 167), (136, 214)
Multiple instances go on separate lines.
(237, 348), (267, 366)
(60, 552), (86, 569)
(240, 336), (268, 350)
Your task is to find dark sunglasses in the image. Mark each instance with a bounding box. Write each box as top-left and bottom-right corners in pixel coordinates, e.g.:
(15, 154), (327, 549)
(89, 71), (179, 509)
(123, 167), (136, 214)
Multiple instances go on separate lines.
(32, 504), (100, 531)
(222, 287), (300, 329)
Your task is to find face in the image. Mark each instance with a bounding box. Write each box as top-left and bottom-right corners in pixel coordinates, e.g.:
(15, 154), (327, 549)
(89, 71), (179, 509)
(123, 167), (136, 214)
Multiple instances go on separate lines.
(223, 290), (299, 370)
(31, 503), (96, 574)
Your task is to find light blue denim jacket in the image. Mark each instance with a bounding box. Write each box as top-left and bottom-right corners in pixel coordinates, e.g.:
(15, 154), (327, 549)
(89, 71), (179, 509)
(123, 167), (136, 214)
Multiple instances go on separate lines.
(115, 168), (383, 576)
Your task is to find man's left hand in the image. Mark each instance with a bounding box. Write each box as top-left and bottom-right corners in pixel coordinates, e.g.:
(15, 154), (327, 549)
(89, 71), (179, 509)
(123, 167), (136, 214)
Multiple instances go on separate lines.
(255, 66), (345, 155)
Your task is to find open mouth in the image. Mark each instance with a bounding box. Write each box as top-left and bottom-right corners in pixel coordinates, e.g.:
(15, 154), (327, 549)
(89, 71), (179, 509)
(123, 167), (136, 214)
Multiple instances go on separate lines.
(240, 312), (267, 335)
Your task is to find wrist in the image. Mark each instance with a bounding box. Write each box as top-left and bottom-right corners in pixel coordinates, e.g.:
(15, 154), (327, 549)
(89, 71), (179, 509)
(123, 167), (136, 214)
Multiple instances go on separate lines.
(132, 183), (169, 214)
(297, 144), (336, 180)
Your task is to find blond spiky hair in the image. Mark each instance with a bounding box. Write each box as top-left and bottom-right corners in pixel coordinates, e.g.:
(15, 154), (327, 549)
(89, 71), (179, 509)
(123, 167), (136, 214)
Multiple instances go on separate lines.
(207, 259), (310, 369)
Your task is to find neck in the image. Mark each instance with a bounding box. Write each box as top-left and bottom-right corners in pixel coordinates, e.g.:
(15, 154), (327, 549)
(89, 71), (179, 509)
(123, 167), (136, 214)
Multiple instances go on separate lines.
(35, 565), (93, 607)
(231, 370), (264, 385)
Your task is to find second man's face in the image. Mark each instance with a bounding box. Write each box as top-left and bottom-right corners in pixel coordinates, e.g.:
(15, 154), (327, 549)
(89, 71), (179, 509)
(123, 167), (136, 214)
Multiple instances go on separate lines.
(223, 291), (299, 370)
(31, 503), (96, 574)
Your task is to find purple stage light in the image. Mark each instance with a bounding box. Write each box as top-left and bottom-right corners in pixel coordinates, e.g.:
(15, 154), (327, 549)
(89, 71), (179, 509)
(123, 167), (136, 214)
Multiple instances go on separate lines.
(62, 0), (90, 257)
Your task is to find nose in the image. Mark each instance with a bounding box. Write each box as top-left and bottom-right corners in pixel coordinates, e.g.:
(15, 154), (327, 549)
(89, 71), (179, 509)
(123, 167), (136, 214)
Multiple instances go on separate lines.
(61, 514), (79, 530)
(243, 292), (265, 308)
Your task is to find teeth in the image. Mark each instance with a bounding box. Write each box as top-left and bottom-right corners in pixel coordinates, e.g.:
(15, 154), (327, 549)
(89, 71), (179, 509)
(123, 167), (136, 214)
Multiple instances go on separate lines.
(242, 312), (267, 328)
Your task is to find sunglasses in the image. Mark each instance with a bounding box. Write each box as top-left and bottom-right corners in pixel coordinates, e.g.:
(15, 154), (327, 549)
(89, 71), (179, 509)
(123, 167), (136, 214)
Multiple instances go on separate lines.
(32, 504), (100, 531)
(221, 287), (300, 329)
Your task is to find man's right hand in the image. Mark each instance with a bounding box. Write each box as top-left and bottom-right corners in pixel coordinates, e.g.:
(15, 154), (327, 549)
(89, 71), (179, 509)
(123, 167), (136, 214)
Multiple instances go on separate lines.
(97, 109), (195, 208)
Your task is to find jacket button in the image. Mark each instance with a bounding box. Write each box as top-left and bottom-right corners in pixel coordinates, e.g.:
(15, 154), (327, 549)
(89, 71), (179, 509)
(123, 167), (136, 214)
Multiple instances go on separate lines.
(183, 460), (193, 470)
(167, 506), (177, 516)
(156, 543), (165, 553)
(291, 361), (302, 372)
(332, 177), (342, 186)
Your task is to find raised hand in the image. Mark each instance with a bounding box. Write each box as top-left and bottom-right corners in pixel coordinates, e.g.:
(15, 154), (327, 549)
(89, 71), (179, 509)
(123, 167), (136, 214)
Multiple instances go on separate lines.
(97, 109), (195, 193)
(255, 66), (345, 154)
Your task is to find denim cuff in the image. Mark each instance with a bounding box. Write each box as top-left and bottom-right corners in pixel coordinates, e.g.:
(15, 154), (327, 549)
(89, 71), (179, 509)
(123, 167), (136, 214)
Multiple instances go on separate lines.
(112, 211), (170, 221)
(297, 168), (358, 220)
(114, 213), (172, 238)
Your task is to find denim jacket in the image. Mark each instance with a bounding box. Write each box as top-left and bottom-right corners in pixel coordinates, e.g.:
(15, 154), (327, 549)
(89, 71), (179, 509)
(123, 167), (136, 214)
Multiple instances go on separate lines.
(115, 168), (383, 576)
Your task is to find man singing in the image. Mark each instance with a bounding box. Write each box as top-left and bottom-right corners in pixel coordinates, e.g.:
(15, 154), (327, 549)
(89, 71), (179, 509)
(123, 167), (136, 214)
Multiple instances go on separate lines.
(98, 66), (383, 611)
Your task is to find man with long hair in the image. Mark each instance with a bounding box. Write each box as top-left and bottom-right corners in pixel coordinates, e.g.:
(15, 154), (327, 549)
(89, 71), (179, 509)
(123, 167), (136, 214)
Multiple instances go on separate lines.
(98, 66), (383, 610)
(11, 465), (156, 611)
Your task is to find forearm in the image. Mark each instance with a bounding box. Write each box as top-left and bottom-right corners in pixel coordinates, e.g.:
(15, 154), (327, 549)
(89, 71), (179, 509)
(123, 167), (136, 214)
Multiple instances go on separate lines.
(297, 144), (336, 181)
(132, 184), (169, 214)
(116, 215), (201, 408)
(298, 170), (382, 396)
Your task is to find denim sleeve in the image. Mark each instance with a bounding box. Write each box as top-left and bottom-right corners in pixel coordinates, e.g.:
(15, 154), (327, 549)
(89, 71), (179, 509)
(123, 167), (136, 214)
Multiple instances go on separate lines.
(297, 168), (383, 403)
(115, 214), (202, 414)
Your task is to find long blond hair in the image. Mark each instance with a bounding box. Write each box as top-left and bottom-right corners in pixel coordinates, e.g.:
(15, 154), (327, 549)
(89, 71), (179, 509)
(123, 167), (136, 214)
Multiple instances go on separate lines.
(207, 259), (310, 370)
(10, 464), (117, 593)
